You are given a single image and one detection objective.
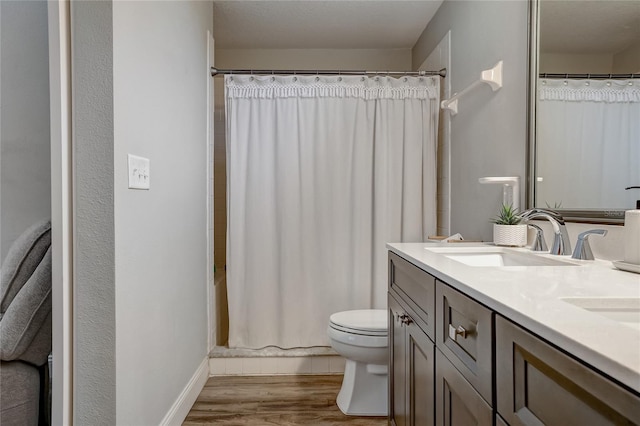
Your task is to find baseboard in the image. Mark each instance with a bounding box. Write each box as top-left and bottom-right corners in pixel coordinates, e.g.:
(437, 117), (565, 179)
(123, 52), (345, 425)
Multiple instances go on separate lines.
(159, 357), (209, 426)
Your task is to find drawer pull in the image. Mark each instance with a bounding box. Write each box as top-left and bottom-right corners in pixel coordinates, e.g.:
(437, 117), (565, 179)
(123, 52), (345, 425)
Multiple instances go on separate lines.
(448, 324), (468, 341)
(399, 313), (413, 326)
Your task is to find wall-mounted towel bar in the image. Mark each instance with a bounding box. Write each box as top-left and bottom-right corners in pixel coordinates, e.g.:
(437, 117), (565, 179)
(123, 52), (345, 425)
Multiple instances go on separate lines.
(441, 61), (503, 115)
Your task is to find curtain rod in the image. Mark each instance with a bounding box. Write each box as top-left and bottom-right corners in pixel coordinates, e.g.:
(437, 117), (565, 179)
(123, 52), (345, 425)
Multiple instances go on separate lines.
(211, 67), (447, 78)
(539, 73), (640, 79)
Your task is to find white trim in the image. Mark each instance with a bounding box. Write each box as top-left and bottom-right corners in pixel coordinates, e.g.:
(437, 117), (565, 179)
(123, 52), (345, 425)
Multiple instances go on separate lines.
(206, 31), (216, 353)
(159, 357), (210, 426)
(48, 1), (74, 424)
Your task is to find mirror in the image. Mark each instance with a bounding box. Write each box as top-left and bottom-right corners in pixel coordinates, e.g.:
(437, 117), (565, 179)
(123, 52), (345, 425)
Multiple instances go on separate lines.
(529, 0), (640, 223)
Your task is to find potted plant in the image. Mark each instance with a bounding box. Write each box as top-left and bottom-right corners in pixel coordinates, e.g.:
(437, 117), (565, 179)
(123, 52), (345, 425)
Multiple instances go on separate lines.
(492, 204), (527, 247)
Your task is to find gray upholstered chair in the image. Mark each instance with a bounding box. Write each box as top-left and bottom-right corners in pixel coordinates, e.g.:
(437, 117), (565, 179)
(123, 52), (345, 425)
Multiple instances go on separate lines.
(0, 220), (52, 426)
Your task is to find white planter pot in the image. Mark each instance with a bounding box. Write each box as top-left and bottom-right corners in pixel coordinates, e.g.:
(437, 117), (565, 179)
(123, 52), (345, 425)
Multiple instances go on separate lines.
(493, 224), (528, 247)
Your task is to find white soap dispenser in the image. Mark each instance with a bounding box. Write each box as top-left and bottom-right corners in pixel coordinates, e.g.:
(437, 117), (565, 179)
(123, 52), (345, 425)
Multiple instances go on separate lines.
(623, 187), (640, 267)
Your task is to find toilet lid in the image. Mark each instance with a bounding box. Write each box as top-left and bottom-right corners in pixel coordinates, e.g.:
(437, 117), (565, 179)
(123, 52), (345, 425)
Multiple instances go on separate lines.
(329, 310), (387, 336)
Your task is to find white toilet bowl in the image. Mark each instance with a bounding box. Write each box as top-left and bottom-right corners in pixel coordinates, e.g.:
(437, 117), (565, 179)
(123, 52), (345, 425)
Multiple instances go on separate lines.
(327, 309), (388, 416)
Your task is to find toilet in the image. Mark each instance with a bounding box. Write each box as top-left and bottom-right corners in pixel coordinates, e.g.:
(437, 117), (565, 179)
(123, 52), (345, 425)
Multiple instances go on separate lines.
(327, 309), (388, 416)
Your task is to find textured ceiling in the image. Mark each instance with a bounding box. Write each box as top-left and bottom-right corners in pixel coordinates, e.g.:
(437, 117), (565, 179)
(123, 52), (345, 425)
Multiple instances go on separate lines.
(540, 0), (640, 54)
(213, 0), (444, 49)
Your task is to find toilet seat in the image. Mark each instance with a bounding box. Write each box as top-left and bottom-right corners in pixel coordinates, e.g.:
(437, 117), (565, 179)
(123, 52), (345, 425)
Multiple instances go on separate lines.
(328, 310), (388, 348)
(329, 310), (387, 336)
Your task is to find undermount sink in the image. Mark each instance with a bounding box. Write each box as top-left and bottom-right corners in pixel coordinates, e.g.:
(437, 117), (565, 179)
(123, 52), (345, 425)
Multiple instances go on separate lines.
(426, 247), (576, 267)
(561, 298), (640, 331)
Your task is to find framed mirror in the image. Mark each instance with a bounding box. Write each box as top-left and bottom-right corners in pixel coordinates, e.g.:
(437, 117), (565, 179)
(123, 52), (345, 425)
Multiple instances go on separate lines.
(528, 0), (640, 224)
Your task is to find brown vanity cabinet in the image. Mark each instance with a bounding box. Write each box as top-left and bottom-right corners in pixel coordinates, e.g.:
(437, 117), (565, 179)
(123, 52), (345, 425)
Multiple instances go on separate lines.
(388, 250), (640, 426)
(389, 252), (435, 339)
(495, 315), (640, 425)
(388, 294), (436, 426)
(435, 282), (493, 403)
(435, 349), (493, 426)
(388, 252), (436, 426)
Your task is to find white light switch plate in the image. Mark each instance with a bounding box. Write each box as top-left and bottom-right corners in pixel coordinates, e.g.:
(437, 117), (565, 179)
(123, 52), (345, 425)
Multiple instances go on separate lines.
(128, 154), (150, 190)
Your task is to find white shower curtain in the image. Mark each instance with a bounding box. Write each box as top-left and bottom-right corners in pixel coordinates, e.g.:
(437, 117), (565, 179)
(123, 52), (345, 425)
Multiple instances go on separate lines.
(225, 74), (439, 349)
(537, 79), (640, 208)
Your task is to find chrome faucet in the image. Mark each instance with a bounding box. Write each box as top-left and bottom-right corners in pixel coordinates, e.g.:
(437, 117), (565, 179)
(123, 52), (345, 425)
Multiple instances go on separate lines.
(572, 229), (607, 260)
(527, 223), (548, 252)
(520, 208), (572, 255)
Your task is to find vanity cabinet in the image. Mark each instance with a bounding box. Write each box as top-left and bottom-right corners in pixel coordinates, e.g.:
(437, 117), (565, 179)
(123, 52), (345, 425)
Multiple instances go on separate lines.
(388, 252), (493, 426)
(496, 315), (640, 425)
(435, 349), (492, 426)
(388, 249), (640, 426)
(434, 283), (494, 426)
(388, 252), (436, 426)
(389, 252), (435, 339)
(389, 294), (435, 426)
(435, 282), (493, 403)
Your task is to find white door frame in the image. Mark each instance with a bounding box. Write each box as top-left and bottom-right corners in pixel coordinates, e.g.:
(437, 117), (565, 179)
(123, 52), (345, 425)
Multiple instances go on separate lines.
(206, 31), (216, 353)
(48, 1), (73, 424)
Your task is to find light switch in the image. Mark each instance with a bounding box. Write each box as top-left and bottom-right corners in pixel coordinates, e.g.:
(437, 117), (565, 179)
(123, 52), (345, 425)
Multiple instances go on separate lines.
(128, 154), (150, 190)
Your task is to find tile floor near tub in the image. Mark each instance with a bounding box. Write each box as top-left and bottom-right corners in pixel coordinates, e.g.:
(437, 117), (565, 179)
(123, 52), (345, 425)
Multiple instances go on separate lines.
(183, 375), (387, 425)
(209, 355), (346, 376)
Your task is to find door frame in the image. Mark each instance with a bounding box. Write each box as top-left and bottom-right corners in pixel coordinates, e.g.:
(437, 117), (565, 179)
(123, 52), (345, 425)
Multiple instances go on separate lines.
(48, 1), (74, 423)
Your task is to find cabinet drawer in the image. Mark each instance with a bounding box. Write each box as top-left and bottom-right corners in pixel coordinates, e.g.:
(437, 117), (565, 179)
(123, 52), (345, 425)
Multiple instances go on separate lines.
(389, 252), (435, 339)
(435, 349), (493, 426)
(436, 281), (493, 403)
(496, 315), (640, 425)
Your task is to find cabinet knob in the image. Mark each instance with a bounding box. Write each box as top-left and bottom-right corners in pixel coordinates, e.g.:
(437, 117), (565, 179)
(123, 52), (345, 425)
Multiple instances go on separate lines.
(399, 313), (413, 326)
(448, 324), (468, 341)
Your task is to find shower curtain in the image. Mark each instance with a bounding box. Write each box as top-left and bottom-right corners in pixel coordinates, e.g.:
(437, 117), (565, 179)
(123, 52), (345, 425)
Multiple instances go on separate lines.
(537, 78), (640, 208)
(225, 74), (439, 349)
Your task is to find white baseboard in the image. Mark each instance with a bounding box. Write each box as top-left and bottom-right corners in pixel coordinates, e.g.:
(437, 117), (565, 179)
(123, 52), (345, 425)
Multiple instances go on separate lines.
(159, 357), (209, 426)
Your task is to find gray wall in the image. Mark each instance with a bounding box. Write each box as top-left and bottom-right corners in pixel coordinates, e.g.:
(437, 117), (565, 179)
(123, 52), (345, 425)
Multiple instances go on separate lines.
(70, 1), (212, 423)
(0, 0), (51, 261)
(113, 1), (212, 424)
(413, 0), (530, 241)
(71, 1), (116, 423)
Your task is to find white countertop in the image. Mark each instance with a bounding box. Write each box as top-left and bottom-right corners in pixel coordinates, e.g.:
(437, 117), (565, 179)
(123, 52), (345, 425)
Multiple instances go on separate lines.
(387, 242), (640, 394)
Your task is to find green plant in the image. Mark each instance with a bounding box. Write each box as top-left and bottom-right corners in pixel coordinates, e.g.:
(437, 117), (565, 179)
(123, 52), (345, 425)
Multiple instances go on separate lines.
(491, 203), (522, 225)
(545, 201), (563, 209)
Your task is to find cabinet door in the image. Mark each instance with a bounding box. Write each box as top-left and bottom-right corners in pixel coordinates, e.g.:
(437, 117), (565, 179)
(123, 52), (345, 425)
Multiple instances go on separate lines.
(435, 349), (493, 426)
(496, 316), (640, 425)
(389, 294), (408, 426)
(407, 321), (435, 426)
(495, 414), (509, 426)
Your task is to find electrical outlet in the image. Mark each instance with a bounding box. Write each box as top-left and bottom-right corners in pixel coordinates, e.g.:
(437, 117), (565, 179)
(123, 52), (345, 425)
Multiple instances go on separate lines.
(128, 154), (150, 190)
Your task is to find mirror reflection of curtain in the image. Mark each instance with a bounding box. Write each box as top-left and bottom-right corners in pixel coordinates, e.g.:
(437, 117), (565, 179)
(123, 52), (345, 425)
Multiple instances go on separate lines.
(536, 79), (640, 209)
(225, 74), (439, 349)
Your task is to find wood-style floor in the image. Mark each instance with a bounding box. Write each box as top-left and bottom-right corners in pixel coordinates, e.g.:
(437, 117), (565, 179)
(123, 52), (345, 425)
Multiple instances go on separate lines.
(183, 375), (387, 425)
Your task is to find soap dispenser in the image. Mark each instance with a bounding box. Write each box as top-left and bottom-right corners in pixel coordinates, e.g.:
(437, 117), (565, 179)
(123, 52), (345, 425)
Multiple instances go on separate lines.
(623, 186), (640, 267)
(626, 186), (640, 209)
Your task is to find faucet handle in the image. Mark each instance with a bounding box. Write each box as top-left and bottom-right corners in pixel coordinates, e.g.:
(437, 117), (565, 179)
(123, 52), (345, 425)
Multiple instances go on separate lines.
(527, 224), (548, 252)
(571, 229), (608, 260)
